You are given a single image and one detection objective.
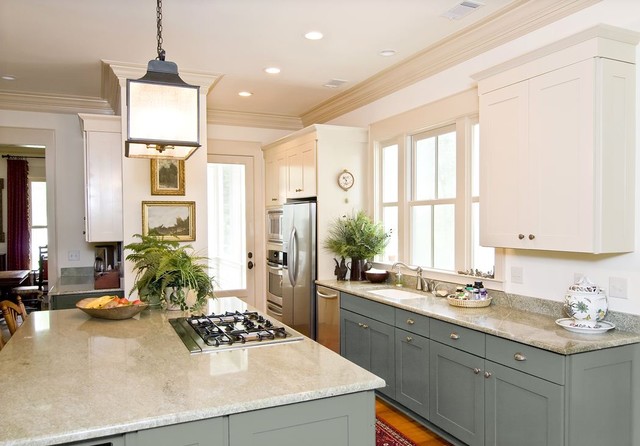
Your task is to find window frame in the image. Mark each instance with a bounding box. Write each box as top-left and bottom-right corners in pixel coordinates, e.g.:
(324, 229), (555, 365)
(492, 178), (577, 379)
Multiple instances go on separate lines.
(371, 96), (503, 286)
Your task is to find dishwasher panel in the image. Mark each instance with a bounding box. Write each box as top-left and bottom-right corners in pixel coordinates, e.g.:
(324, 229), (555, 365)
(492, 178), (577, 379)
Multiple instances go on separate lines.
(316, 286), (340, 353)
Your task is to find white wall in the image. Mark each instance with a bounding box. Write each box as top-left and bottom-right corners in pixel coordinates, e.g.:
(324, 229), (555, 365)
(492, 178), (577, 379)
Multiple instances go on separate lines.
(330, 0), (640, 315)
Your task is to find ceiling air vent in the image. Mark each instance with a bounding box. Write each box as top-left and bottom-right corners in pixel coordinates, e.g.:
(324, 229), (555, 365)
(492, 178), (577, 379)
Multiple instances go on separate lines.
(441, 1), (484, 20)
(323, 79), (348, 89)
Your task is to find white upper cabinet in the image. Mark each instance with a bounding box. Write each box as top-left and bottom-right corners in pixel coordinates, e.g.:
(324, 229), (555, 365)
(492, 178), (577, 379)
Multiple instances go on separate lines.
(79, 114), (123, 242)
(475, 25), (637, 253)
(286, 138), (317, 199)
(264, 148), (287, 207)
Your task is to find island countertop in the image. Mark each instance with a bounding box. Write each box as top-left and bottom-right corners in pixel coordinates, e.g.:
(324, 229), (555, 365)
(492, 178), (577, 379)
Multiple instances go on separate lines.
(0, 297), (384, 446)
(316, 279), (640, 355)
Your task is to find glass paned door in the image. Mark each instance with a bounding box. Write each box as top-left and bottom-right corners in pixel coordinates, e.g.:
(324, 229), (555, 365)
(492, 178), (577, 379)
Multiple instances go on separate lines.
(207, 155), (255, 302)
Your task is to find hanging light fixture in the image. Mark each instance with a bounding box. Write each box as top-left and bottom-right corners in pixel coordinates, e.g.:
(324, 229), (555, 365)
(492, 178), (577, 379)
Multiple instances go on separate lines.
(125, 0), (200, 160)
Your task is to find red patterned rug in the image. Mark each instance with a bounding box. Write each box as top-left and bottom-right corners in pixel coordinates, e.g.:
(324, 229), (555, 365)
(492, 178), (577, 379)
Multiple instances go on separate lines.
(376, 418), (417, 446)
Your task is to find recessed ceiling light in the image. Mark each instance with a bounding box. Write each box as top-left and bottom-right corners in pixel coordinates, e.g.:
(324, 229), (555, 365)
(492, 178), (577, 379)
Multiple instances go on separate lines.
(1, 74), (16, 81)
(304, 31), (323, 40)
(238, 91), (253, 97)
(264, 67), (281, 74)
(379, 49), (397, 57)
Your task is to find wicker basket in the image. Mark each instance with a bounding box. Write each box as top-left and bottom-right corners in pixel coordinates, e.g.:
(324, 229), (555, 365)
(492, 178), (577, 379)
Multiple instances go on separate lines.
(447, 296), (492, 308)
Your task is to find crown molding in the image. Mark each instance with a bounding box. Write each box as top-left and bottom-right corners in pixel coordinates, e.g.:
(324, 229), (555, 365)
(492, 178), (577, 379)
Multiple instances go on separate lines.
(207, 109), (303, 131)
(0, 90), (114, 115)
(300, 0), (601, 126)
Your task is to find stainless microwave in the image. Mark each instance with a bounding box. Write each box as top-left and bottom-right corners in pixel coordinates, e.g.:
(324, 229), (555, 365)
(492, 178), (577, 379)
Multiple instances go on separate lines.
(266, 208), (283, 244)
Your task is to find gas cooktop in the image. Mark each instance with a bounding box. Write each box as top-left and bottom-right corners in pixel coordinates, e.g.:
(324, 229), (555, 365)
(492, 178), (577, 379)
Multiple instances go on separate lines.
(169, 310), (304, 354)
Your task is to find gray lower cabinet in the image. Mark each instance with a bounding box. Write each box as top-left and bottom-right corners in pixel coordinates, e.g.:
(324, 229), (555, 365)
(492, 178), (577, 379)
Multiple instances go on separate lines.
(429, 340), (485, 446)
(395, 327), (429, 419)
(125, 418), (226, 446)
(341, 309), (396, 398)
(228, 391), (375, 446)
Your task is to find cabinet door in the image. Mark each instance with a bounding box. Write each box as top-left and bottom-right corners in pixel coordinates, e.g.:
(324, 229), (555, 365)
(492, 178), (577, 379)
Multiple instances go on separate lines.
(528, 60), (594, 252)
(395, 328), (429, 419)
(125, 418), (226, 446)
(265, 149), (287, 206)
(286, 140), (316, 198)
(430, 341), (484, 446)
(84, 131), (123, 242)
(340, 309), (395, 399)
(479, 81), (529, 249)
(484, 360), (563, 446)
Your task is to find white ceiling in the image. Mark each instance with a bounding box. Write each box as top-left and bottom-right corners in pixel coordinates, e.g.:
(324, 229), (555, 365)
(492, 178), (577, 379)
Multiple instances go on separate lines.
(1, 0), (521, 122)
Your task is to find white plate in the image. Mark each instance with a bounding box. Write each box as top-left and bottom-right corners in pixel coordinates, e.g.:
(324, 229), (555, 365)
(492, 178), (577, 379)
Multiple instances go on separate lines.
(555, 318), (615, 334)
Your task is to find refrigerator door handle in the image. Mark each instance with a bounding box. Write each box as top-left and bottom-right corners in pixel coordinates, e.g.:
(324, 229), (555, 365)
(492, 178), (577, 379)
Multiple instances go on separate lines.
(288, 227), (298, 286)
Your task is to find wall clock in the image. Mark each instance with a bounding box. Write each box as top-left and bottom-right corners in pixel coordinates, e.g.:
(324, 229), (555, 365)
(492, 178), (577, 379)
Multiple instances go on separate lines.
(338, 169), (354, 191)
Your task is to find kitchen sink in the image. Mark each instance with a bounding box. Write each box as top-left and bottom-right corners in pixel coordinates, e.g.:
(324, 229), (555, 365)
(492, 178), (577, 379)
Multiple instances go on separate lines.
(368, 288), (424, 301)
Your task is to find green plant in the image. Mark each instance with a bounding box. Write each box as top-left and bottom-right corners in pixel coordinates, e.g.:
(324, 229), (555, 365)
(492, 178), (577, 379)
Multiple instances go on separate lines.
(324, 211), (389, 260)
(124, 234), (215, 311)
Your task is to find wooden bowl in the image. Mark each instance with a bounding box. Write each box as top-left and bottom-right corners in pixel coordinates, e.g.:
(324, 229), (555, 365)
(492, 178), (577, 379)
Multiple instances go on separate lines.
(76, 298), (148, 320)
(365, 270), (389, 283)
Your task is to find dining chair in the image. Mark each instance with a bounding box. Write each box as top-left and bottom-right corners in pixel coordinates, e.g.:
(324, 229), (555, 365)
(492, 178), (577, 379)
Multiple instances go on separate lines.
(11, 253), (47, 312)
(0, 296), (28, 335)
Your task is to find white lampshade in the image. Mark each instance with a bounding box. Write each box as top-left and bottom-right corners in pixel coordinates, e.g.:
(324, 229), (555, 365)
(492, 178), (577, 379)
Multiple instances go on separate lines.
(125, 60), (200, 160)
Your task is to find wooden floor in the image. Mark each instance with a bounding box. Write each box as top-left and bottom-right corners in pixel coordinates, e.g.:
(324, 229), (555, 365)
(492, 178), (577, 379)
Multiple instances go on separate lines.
(376, 398), (451, 446)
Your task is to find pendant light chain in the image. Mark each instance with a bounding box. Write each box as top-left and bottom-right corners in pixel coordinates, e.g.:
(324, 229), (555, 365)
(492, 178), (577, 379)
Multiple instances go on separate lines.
(156, 0), (165, 61)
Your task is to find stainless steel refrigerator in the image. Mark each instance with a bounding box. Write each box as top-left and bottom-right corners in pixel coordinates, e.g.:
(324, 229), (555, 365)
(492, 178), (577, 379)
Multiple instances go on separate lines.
(282, 200), (316, 338)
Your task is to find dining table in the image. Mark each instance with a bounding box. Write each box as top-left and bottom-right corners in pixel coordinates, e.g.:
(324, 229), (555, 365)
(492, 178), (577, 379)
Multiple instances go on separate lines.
(0, 270), (30, 298)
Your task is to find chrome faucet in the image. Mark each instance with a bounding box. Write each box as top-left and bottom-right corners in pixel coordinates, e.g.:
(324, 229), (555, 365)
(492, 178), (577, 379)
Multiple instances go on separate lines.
(392, 262), (429, 291)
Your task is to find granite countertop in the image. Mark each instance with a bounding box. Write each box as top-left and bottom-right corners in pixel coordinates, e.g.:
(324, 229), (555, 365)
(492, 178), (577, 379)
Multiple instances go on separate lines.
(0, 297), (383, 446)
(48, 275), (123, 296)
(316, 279), (640, 355)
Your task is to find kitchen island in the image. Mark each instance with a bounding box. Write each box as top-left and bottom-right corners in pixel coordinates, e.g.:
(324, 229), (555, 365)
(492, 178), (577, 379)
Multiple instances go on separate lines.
(0, 297), (384, 446)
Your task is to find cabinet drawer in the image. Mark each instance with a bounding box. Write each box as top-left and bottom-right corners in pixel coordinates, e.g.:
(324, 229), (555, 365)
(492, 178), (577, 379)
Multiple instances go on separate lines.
(486, 335), (565, 385)
(340, 292), (394, 323)
(395, 309), (429, 337)
(430, 319), (485, 356)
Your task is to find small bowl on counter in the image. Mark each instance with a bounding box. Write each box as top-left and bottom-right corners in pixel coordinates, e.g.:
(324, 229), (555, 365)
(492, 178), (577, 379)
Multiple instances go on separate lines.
(365, 268), (389, 283)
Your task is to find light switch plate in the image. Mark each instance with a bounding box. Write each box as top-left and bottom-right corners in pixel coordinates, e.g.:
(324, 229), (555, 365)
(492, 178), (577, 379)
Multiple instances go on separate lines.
(68, 250), (80, 261)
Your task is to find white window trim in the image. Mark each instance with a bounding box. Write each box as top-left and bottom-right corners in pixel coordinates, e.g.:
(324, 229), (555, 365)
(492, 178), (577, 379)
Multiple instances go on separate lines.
(369, 89), (504, 289)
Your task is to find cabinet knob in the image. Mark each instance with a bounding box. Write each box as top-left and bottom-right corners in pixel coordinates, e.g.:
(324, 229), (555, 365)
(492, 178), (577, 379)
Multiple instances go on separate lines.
(358, 322), (364, 327)
(518, 233), (525, 240)
(406, 336), (413, 342)
(271, 198), (277, 201)
(406, 318), (415, 325)
(528, 234), (535, 240)
(473, 368), (481, 374)
(484, 371), (492, 379)
(295, 188), (302, 192)
(514, 352), (527, 361)
(362, 324), (369, 329)
(450, 333), (460, 340)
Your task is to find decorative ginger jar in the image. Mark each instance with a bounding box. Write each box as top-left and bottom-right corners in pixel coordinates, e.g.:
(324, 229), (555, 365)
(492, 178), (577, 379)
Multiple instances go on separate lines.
(563, 277), (608, 326)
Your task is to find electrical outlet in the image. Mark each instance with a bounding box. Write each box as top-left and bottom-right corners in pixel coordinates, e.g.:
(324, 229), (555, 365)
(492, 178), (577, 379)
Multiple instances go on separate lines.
(68, 250), (80, 261)
(609, 277), (628, 299)
(511, 266), (523, 284)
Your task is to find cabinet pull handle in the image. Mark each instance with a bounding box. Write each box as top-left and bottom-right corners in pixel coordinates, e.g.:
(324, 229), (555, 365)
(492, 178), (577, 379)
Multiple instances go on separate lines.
(514, 352), (527, 361)
(528, 234), (535, 240)
(473, 368), (481, 374)
(295, 188), (302, 192)
(518, 233), (525, 240)
(406, 318), (415, 325)
(271, 198), (277, 201)
(358, 322), (364, 327)
(362, 324), (369, 329)
(484, 371), (492, 379)
(406, 336), (413, 342)
(450, 333), (459, 340)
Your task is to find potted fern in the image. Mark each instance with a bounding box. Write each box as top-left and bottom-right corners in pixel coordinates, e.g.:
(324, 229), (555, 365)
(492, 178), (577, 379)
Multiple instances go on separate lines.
(324, 211), (389, 281)
(124, 234), (215, 311)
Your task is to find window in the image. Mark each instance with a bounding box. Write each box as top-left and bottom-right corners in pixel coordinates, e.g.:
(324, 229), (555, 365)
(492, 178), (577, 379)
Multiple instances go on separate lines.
(30, 180), (47, 270)
(376, 117), (495, 279)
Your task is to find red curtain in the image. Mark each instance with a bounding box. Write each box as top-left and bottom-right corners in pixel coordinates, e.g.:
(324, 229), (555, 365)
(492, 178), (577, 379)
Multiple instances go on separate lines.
(7, 159), (30, 270)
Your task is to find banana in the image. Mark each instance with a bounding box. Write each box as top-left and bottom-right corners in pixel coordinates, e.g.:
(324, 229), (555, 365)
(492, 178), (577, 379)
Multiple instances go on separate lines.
(85, 295), (116, 309)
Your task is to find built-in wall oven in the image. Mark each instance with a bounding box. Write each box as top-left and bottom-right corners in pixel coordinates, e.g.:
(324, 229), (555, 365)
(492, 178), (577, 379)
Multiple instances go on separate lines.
(266, 248), (285, 322)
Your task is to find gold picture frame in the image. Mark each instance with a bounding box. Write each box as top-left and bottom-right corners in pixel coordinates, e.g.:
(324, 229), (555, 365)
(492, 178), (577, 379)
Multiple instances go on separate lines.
(150, 159), (185, 195)
(142, 201), (196, 241)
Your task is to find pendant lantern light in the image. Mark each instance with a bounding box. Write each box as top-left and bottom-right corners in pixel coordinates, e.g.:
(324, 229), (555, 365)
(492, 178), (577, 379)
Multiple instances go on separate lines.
(125, 0), (200, 160)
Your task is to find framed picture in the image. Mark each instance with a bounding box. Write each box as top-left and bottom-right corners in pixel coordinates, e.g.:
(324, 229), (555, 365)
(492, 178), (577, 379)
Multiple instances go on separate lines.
(142, 201), (196, 241)
(150, 159), (185, 195)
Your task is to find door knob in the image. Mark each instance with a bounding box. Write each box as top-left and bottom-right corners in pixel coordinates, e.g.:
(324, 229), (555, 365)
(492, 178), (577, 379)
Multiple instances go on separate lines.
(247, 261), (254, 270)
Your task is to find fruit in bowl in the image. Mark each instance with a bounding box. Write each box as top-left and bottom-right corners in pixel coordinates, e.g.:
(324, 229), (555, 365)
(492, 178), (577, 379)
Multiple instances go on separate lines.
(76, 296), (148, 320)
